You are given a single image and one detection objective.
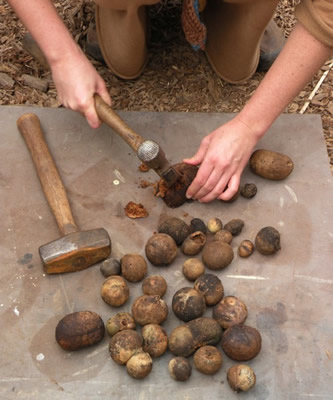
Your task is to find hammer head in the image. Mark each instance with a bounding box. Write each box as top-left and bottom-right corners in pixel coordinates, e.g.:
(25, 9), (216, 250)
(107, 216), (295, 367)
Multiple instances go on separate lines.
(39, 228), (111, 274)
(137, 140), (182, 187)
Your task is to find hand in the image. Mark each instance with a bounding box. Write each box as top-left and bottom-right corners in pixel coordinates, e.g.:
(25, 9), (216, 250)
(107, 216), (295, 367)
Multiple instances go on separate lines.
(50, 47), (111, 128)
(184, 116), (261, 202)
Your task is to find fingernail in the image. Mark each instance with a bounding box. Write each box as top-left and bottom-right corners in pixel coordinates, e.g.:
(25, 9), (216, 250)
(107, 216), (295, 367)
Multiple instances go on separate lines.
(186, 194), (192, 199)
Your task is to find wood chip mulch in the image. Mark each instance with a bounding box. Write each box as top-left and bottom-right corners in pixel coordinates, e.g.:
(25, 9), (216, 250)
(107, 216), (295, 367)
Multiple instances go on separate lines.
(0, 0), (332, 172)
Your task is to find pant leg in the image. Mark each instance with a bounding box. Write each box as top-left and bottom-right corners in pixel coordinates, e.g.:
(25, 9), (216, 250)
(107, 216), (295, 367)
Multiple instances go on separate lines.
(204, 0), (279, 83)
(94, 0), (160, 79)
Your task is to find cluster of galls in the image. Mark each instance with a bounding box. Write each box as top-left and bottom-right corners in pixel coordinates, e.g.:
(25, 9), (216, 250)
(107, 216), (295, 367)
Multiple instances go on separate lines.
(54, 215), (281, 391)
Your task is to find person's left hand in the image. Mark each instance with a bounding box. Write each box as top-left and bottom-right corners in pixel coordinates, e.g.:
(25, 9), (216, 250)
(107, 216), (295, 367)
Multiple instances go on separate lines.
(184, 116), (261, 202)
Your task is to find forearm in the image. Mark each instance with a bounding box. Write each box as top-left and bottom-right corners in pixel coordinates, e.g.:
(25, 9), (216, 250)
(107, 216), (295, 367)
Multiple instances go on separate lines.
(7, 0), (111, 128)
(7, 0), (81, 67)
(237, 22), (332, 137)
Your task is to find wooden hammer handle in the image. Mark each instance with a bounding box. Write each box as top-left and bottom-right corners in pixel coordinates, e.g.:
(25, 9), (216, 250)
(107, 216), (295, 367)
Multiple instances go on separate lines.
(17, 113), (78, 236)
(94, 95), (144, 151)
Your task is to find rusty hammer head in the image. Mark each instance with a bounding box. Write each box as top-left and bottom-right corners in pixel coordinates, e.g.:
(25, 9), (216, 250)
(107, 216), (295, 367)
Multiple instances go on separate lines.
(39, 228), (111, 274)
(137, 140), (182, 187)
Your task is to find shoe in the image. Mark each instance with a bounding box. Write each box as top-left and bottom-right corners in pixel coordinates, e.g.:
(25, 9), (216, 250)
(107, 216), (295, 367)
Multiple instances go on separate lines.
(257, 19), (286, 72)
(86, 23), (105, 63)
(22, 33), (49, 68)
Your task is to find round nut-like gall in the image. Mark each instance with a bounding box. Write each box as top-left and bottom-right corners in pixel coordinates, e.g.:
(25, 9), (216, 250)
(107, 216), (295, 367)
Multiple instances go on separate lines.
(106, 312), (136, 337)
(213, 229), (233, 244)
(190, 218), (207, 234)
(121, 254), (147, 282)
(182, 258), (205, 281)
(168, 357), (192, 381)
(132, 295), (168, 326)
(158, 217), (191, 245)
(193, 345), (223, 375)
(109, 330), (142, 365)
(181, 231), (206, 256)
(255, 226), (281, 255)
(221, 325), (262, 361)
(101, 275), (129, 307)
(202, 241), (234, 270)
(207, 218), (223, 234)
(156, 163), (198, 208)
(100, 258), (120, 277)
(142, 324), (168, 357)
(238, 240), (254, 257)
(213, 296), (248, 329)
(194, 273), (224, 306)
(240, 183), (257, 199)
(224, 219), (245, 236)
(142, 275), (167, 297)
(145, 233), (177, 266)
(126, 350), (152, 379)
(172, 287), (206, 322)
(227, 364), (256, 392)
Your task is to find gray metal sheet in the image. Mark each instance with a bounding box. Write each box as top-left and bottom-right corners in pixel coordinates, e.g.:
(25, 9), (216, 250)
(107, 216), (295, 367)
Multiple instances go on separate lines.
(0, 106), (332, 400)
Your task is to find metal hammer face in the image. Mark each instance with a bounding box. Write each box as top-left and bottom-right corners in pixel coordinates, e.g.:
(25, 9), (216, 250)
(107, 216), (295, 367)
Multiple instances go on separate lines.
(39, 228), (111, 274)
(137, 140), (182, 187)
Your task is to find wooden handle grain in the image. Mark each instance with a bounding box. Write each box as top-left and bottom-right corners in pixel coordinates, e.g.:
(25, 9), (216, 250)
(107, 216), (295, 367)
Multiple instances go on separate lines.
(94, 94), (144, 151)
(17, 113), (77, 236)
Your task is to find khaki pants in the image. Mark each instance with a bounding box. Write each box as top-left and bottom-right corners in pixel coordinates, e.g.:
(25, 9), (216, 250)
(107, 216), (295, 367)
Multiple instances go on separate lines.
(94, 0), (279, 82)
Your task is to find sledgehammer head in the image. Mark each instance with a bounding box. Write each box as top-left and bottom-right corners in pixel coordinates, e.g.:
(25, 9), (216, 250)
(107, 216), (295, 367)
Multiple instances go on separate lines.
(39, 228), (111, 274)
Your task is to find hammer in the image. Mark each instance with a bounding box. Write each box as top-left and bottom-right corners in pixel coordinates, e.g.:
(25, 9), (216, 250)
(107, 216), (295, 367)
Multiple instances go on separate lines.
(21, 34), (181, 187)
(17, 113), (111, 274)
(94, 95), (182, 187)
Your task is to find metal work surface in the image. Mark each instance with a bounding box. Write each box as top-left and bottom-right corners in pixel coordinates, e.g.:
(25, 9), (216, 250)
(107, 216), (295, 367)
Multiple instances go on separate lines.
(1, 106), (332, 400)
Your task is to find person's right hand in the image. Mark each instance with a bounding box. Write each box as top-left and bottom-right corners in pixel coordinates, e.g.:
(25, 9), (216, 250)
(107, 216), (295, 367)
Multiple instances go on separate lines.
(50, 46), (111, 129)
(184, 116), (260, 202)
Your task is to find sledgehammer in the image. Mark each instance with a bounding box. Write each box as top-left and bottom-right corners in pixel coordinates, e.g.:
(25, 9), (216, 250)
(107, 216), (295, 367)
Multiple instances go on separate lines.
(17, 113), (111, 274)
